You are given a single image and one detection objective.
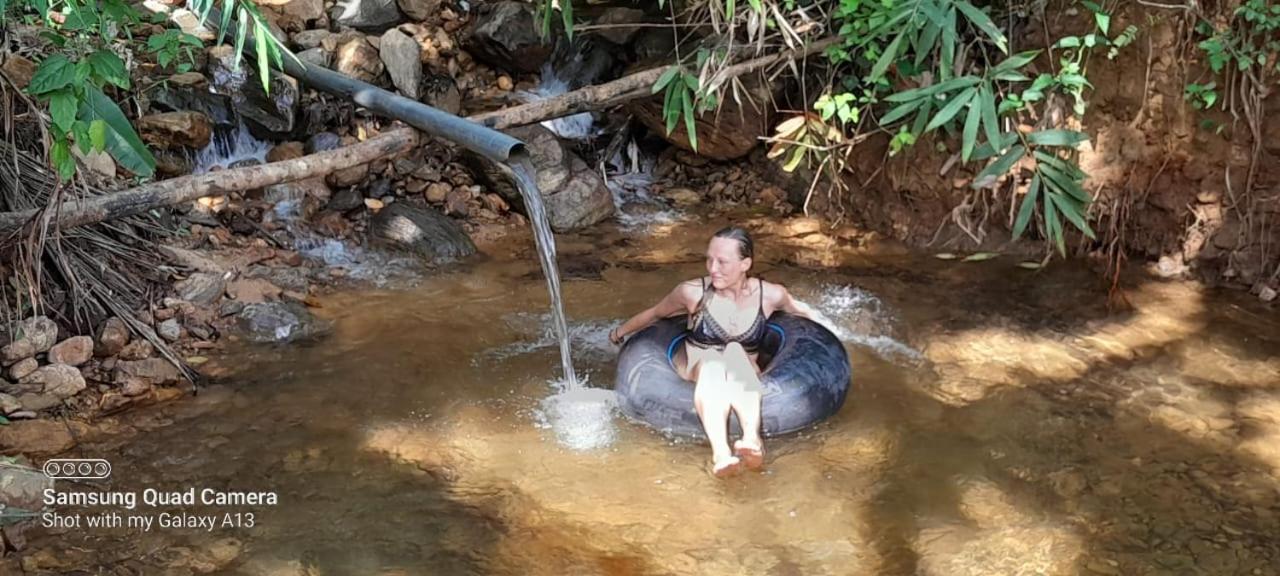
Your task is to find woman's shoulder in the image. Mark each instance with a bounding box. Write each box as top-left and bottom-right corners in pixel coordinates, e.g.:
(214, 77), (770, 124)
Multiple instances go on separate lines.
(673, 278), (706, 299)
(758, 279), (790, 304)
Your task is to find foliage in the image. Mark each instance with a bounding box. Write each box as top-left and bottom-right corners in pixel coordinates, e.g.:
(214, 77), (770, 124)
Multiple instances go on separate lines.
(1184, 0), (1280, 112)
(2, 0), (286, 182)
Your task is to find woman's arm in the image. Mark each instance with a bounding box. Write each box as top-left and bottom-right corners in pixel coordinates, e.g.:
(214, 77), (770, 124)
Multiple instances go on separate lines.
(771, 284), (840, 334)
(610, 282), (696, 344)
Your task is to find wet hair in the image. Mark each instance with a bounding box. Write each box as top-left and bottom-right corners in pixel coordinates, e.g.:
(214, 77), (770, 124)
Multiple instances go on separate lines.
(713, 226), (754, 261)
(690, 226), (755, 328)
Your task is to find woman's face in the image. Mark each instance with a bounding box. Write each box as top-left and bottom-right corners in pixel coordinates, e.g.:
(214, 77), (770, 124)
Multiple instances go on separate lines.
(706, 237), (751, 290)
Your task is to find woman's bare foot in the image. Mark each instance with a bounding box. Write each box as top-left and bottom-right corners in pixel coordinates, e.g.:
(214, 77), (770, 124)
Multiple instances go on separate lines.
(733, 439), (765, 469)
(712, 455), (743, 478)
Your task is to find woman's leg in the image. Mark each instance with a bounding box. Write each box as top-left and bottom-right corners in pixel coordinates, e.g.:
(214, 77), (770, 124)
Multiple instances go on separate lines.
(689, 351), (741, 476)
(721, 343), (765, 468)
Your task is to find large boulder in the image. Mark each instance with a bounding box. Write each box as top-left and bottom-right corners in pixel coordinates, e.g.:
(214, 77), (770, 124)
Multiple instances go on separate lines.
(368, 202), (477, 263)
(206, 45), (299, 140)
(332, 0), (403, 33)
(464, 125), (613, 232)
(464, 1), (553, 74)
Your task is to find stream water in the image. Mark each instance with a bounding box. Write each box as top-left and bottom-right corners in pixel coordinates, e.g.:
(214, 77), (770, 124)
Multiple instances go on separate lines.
(16, 213), (1280, 575)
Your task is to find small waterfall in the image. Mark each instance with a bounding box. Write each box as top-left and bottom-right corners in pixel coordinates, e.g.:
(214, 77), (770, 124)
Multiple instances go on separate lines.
(517, 63), (595, 140)
(193, 124), (271, 174)
(505, 155), (578, 388)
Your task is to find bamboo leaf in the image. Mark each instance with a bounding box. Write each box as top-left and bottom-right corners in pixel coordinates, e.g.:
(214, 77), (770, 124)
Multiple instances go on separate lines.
(653, 66), (680, 94)
(871, 32), (906, 81)
(941, 7), (957, 75)
(885, 76), (981, 103)
(880, 99), (924, 125)
(916, 21), (941, 67)
(1038, 164), (1090, 204)
(783, 143), (805, 172)
(972, 133), (1019, 160)
(1050, 189), (1096, 239)
(980, 83), (1001, 154)
(925, 87), (976, 132)
(955, 0), (1008, 53)
(1012, 171), (1041, 239)
(255, 22), (271, 94)
(1028, 129), (1089, 147)
(973, 144), (1026, 187)
(963, 252), (999, 262)
(962, 97), (981, 162)
(683, 87), (698, 151)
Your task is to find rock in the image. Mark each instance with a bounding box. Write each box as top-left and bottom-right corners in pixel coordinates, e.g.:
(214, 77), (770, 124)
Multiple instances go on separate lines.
(245, 266), (310, 293)
(96, 317), (131, 357)
(327, 187), (365, 212)
(174, 272), (227, 305)
(305, 132), (342, 154)
(1, 340), (35, 366)
(15, 316), (58, 354)
(396, 0), (438, 21)
(292, 29), (333, 50)
(15, 393), (59, 412)
(297, 47), (332, 69)
(0, 54), (37, 90)
(120, 378), (154, 397)
(465, 1), (553, 74)
(0, 392), (21, 415)
(0, 419), (88, 455)
(593, 8), (647, 45)
(137, 111), (213, 149)
(227, 278), (283, 303)
(74, 148), (116, 179)
(265, 177), (332, 208)
(236, 302), (331, 344)
(205, 45), (299, 140)
(7, 358), (37, 381)
(368, 178), (393, 199)
(421, 74), (461, 115)
(47, 336), (94, 367)
(666, 187), (702, 207)
(336, 37), (385, 83)
(267, 141), (305, 163)
(144, 73), (236, 131)
(19, 364), (86, 400)
(1259, 285), (1277, 303)
(157, 319), (182, 342)
(114, 358), (182, 386)
(117, 340), (154, 361)
(444, 187), (470, 217)
(629, 71), (774, 160)
(0, 460), (52, 511)
(464, 125), (613, 231)
(333, 0), (403, 32)
(380, 29), (423, 99)
(327, 163), (370, 188)
(220, 301), (246, 317)
(425, 182), (451, 203)
(269, 0), (324, 22)
(368, 202), (477, 263)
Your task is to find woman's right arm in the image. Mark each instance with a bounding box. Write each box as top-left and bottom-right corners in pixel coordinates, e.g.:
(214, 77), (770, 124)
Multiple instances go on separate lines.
(610, 282), (696, 344)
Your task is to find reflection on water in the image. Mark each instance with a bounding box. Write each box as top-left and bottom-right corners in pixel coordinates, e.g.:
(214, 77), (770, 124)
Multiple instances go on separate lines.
(18, 217), (1280, 576)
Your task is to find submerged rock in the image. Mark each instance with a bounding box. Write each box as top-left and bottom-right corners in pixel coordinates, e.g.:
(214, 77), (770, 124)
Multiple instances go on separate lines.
(236, 302), (331, 344)
(368, 202), (477, 264)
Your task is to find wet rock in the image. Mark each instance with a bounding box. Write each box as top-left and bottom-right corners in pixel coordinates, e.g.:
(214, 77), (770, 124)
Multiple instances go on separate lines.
(1, 340), (35, 366)
(305, 132), (342, 154)
(421, 74), (461, 115)
(246, 266), (310, 293)
(47, 336), (93, 367)
(332, 0), (403, 32)
(465, 1), (553, 74)
(7, 358), (37, 381)
(327, 163), (370, 188)
(236, 302), (331, 344)
(267, 141), (305, 163)
(227, 278), (283, 303)
(174, 272), (227, 306)
(157, 319), (182, 342)
(593, 7), (647, 45)
(18, 364), (86, 400)
(0, 392), (21, 415)
(380, 29), (422, 99)
(138, 111), (213, 149)
(15, 316), (58, 354)
(0, 419), (88, 454)
(327, 187), (365, 212)
(15, 393), (59, 412)
(220, 301), (246, 317)
(118, 340), (154, 361)
(368, 202), (476, 263)
(464, 125), (613, 231)
(120, 378), (154, 397)
(114, 358), (182, 386)
(444, 186), (471, 217)
(96, 317), (131, 357)
(206, 45), (299, 140)
(297, 47), (331, 69)
(265, 178), (332, 208)
(144, 72), (236, 130)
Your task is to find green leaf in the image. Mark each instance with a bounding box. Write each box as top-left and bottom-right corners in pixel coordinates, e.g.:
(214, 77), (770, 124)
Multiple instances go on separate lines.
(926, 87), (976, 132)
(666, 88), (683, 136)
(1045, 189), (1064, 254)
(51, 137), (74, 180)
(962, 97), (981, 162)
(88, 50), (128, 89)
(72, 120), (91, 153)
(1013, 171), (1041, 239)
(980, 84), (1001, 154)
(1096, 11), (1111, 35)
(885, 76), (981, 103)
(1033, 150), (1086, 180)
(916, 21), (941, 67)
(993, 50), (1041, 76)
(941, 6), (958, 75)
(955, 0), (1008, 53)
(1039, 164), (1091, 204)
(871, 31), (906, 81)
(1049, 189), (1096, 239)
(971, 133), (1019, 161)
(27, 55), (75, 95)
(49, 89), (78, 134)
(973, 144), (1026, 187)
(89, 119), (107, 151)
(1028, 129), (1088, 147)
(256, 22), (271, 94)
(683, 87), (697, 152)
(653, 66), (680, 94)
(1055, 36), (1082, 49)
(78, 85), (155, 177)
(880, 99), (924, 125)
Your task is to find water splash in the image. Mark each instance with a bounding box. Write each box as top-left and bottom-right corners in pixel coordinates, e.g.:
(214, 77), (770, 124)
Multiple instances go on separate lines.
(604, 140), (685, 230)
(293, 236), (421, 286)
(475, 313), (615, 365)
(506, 155), (578, 387)
(811, 285), (924, 366)
(535, 384), (618, 451)
(517, 62), (595, 140)
(193, 123), (271, 174)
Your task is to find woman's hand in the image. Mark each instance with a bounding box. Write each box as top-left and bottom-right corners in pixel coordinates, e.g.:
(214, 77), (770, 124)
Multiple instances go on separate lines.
(609, 327), (624, 346)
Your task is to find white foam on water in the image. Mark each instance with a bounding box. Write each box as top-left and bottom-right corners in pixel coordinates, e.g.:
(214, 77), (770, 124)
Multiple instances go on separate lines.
(535, 383), (619, 451)
(193, 123), (271, 174)
(809, 284), (925, 366)
(476, 313), (616, 366)
(604, 144), (686, 231)
(293, 236), (420, 286)
(518, 63), (595, 140)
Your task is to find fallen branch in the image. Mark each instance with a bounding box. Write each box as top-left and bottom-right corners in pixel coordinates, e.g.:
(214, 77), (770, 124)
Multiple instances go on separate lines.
(0, 128), (418, 235)
(467, 36), (841, 130)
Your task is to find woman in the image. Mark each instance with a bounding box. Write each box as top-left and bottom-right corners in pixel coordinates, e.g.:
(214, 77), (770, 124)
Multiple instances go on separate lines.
(609, 226), (823, 477)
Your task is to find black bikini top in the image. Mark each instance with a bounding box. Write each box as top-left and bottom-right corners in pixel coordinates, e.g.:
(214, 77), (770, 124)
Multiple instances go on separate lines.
(687, 277), (768, 353)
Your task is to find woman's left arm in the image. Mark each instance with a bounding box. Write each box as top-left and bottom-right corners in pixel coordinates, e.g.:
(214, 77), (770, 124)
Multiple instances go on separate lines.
(770, 284), (840, 333)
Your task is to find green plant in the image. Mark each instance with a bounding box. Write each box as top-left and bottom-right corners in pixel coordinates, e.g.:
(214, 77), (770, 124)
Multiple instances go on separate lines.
(146, 29), (204, 74)
(1184, 0), (1280, 113)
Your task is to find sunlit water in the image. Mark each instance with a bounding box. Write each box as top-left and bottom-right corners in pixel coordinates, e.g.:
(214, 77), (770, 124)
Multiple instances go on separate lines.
(19, 216), (1280, 576)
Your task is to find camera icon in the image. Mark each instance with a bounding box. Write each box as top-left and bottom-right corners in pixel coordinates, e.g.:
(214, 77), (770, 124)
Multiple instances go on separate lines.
(43, 459), (111, 480)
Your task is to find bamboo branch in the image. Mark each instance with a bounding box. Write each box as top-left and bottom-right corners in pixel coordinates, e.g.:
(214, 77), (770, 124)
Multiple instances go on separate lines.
(467, 37), (841, 130)
(0, 128), (419, 234)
